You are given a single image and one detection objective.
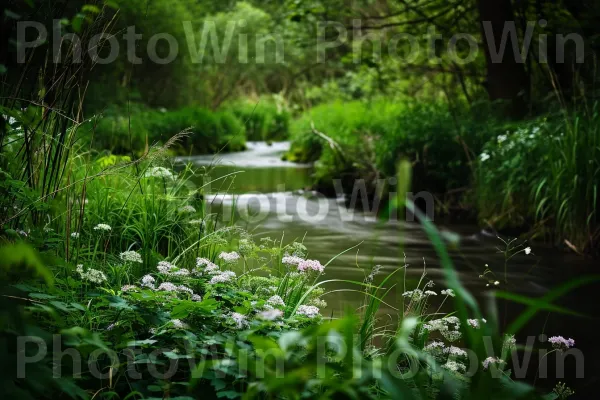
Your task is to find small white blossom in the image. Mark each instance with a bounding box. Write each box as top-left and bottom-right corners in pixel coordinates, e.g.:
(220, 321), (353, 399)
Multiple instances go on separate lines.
(525, 247), (532, 255)
(178, 205), (196, 213)
(93, 223), (112, 232)
(267, 295), (285, 308)
(442, 360), (466, 373)
(218, 251), (240, 265)
(467, 319), (481, 329)
(145, 166), (174, 180)
(230, 312), (249, 329)
(257, 309), (284, 321)
(497, 134), (508, 143)
(425, 290), (437, 296)
(177, 285), (194, 294)
(209, 271), (236, 284)
(444, 346), (467, 358)
(480, 152), (490, 162)
(296, 305), (320, 318)
(170, 319), (187, 329)
(120, 250), (143, 264)
(482, 357), (504, 370)
(441, 288), (455, 297)
(76, 265), (107, 284)
(192, 294), (202, 302)
(423, 341), (446, 353)
(141, 274), (155, 288)
(121, 284), (137, 292)
(70, 232), (80, 239)
(157, 282), (178, 292)
(282, 255), (304, 266)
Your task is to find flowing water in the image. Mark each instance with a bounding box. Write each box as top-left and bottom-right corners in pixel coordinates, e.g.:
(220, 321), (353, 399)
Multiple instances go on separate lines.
(180, 141), (599, 390)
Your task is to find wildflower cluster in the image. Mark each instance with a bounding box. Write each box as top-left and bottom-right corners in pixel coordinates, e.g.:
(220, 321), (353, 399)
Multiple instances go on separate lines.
(296, 305), (320, 318)
(119, 250), (143, 264)
(218, 251), (241, 265)
(297, 259), (324, 273)
(93, 223), (112, 232)
(548, 336), (575, 352)
(75, 264), (107, 283)
(145, 166), (175, 180)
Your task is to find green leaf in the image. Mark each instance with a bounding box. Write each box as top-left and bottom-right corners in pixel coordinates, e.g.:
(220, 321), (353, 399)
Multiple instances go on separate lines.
(82, 5), (101, 14)
(29, 292), (56, 300)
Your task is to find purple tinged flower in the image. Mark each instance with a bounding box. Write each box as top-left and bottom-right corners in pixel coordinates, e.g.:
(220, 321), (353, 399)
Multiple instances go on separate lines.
(297, 259), (324, 273)
(548, 336), (575, 351)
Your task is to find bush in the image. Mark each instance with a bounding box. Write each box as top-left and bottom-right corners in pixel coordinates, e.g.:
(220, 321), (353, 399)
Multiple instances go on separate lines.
(475, 105), (600, 251)
(225, 98), (291, 141)
(287, 100), (507, 197)
(88, 106), (246, 155)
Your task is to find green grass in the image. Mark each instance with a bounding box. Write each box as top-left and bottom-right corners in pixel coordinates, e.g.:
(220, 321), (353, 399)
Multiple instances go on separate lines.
(87, 105), (246, 156)
(287, 99), (508, 197)
(475, 104), (600, 251)
(224, 97), (291, 141)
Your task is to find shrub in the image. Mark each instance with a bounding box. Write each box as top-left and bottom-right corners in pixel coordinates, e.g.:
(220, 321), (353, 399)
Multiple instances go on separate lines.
(288, 100), (506, 197)
(88, 106), (246, 155)
(475, 105), (600, 251)
(225, 98), (291, 141)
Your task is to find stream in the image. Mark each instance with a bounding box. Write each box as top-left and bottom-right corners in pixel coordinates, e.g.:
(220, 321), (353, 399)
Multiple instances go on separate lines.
(179, 141), (599, 390)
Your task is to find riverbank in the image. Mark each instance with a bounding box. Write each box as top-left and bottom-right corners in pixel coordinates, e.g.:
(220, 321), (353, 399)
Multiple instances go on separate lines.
(286, 100), (600, 254)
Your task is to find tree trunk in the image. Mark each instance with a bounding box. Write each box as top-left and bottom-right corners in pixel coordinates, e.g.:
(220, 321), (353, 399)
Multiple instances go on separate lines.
(478, 0), (529, 117)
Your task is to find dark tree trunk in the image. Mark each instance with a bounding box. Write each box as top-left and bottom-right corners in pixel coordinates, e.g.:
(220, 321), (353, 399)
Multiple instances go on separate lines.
(478, 0), (529, 117)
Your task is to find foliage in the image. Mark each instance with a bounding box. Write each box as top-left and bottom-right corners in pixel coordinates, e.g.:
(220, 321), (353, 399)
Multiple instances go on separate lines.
(224, 97), (291, 141)
(475, 104), (600, 251)
(287, 99), (507, 198)
(87, 105), (246, 155)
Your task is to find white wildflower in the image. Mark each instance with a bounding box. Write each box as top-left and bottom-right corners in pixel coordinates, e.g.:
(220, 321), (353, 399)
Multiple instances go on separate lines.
(170, 319), (187, 329)
(178, 205), (196, 213)
(209, 271), (236, 284)
(177, 285), (194, 294)
(423, 341), (446, 353)
(444, 346), (467, 358)
(141, 274), (155, 288)
(120, 250), (143, 264)
(93, 223), (112, 232)
(442, 360), (466, 373)
(497, 134), (508, 143)
(257, 308), (284, 321)
(121, 284), (137, 292)
(192, 294), (202, 302)
(71, 232), (80, 239)
(525, 247), (532, 255)
(281, 255), (304, 266)
(76, 265), (107, 284)
(157, 282), (178, 292)
(482, 356), (504, 370)
(480, 152), (490, 162)
(467, 319), (481, 329)
(425, 290), (437, 296)
(218, 251), (240, 265)
(230, 312), (249, 329)
(402, 289), (425, 301)
(145, 166), (174, 180)
(503, 334), (517, 352)
(296, 305), (320, 318)
(441, 288), (455, 297)
(267, 295), (285, 308)
(494, 281), (500, 286)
